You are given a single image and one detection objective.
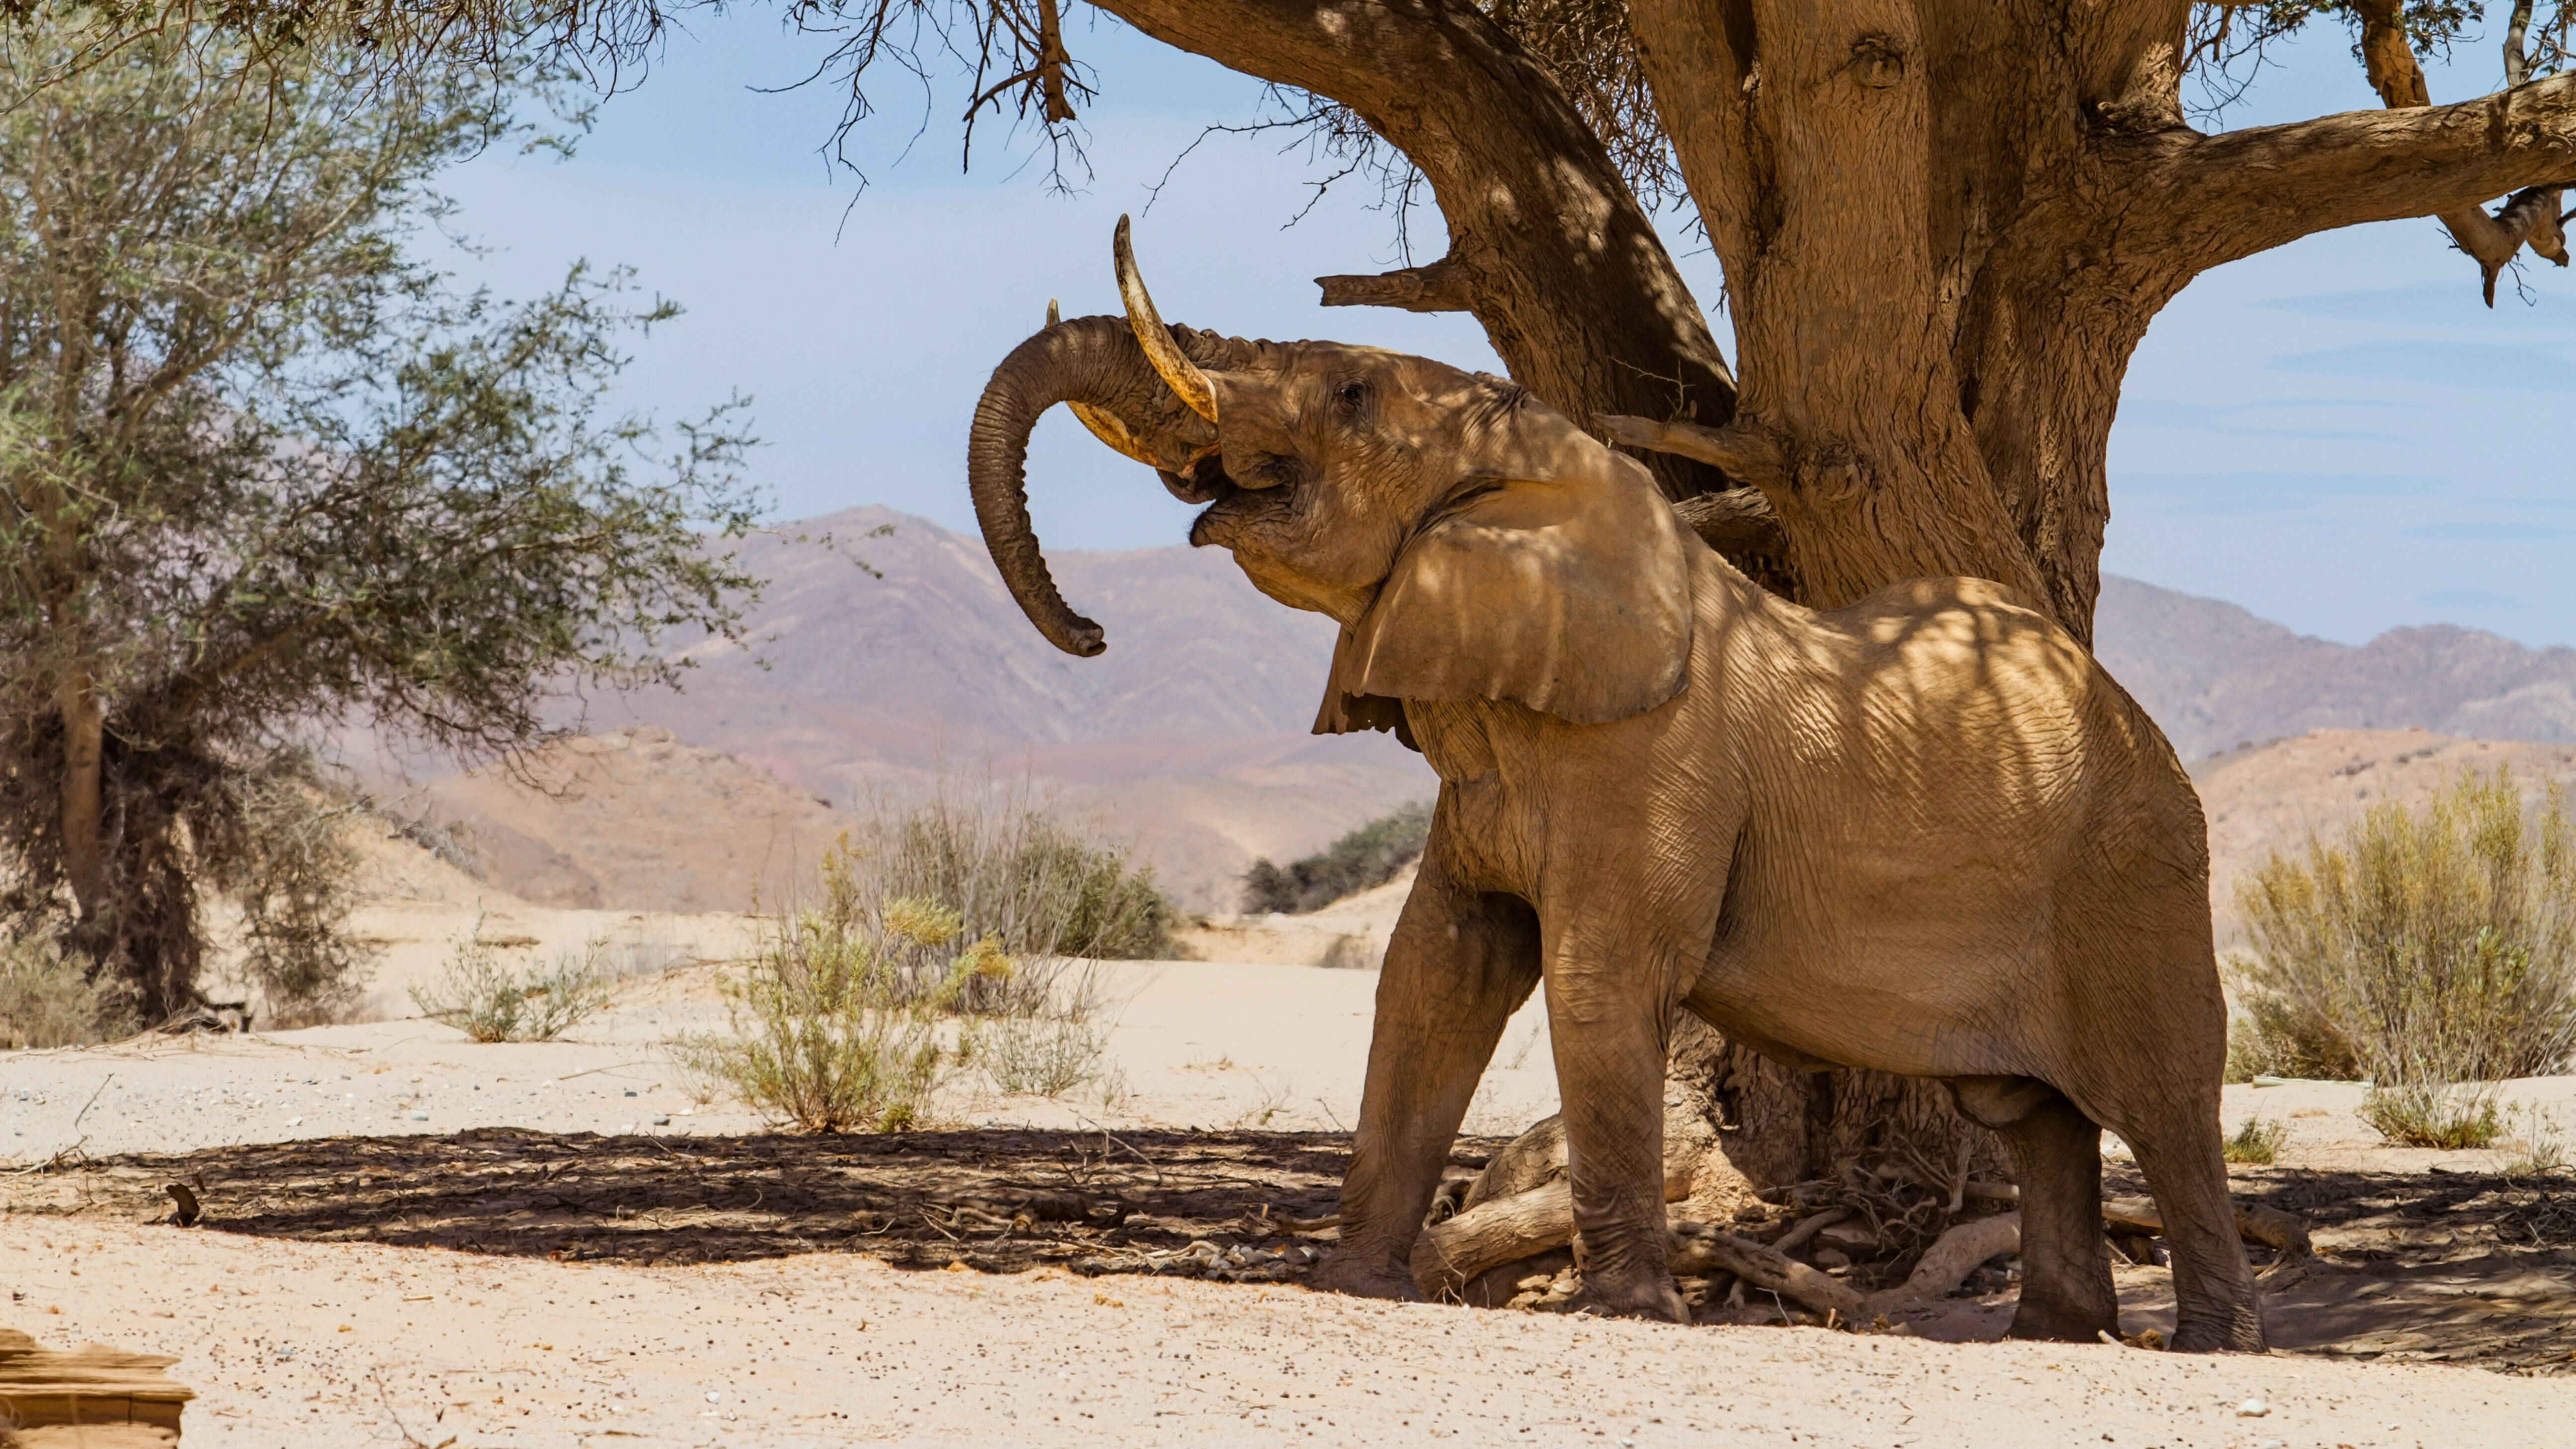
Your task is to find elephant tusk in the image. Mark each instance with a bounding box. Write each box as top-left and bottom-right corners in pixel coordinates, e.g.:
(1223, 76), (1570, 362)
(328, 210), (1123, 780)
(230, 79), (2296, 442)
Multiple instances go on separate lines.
(1045, 296), (1164, 469)
(1114, 214), (1219, 425)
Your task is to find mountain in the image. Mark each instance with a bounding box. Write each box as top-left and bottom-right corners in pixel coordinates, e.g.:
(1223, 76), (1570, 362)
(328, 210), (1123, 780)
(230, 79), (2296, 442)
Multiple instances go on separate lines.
(2093, 577), (2576, 761)
(598, 505), (1419, 794)
(2192, 729), (2576, 941)
(394, 506), (2576, 920)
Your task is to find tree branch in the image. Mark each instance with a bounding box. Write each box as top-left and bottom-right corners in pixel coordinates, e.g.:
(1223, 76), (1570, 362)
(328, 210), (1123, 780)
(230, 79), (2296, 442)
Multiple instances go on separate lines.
(1314, 255), (1472, 312)
(2134, 71), (2576, 274)
(1097, 1), (1744, 507)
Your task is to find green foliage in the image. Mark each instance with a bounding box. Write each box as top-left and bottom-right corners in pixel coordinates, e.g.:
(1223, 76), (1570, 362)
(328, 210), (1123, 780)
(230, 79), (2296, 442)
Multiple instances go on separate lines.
(867, 785), (1176, 965)
(1241, 800), (1432, 914)
(674, 858), (947, 1132)
(0, 20), (759, 1018)
(2222, 1115), (2291, 1165)
(2359, 1083), (2503, 1150)
(410, 922), (612, 1043)
(2228, 769), (2576, 1096)
(225, 753), (373, 1027)
(0, 922), (131, 1048)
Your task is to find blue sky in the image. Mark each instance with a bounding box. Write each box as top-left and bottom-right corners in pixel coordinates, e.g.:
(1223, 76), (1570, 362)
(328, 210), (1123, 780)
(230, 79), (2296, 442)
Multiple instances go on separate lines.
(438, 13), (2576, 649)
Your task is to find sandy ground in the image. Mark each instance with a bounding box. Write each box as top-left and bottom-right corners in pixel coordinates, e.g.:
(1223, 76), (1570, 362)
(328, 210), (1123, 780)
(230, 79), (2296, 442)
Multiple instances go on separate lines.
(8, 883), (2576, 1444)
(0, 954), (1557, 1160)
(8, 1214), (2571, 1449)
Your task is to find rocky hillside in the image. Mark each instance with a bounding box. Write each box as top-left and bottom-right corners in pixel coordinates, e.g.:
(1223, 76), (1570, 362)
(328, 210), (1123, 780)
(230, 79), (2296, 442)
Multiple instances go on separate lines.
(388, 508), (2576, 921)
(2193, 728), (2576, 943)
(2094, 577), (2576, 761)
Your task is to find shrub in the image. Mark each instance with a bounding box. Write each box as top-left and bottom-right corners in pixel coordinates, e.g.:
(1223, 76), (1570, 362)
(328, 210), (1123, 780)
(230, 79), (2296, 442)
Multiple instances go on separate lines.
(2359, 1084), (2502, 1150)
(2228, 769), (2576, 1135)
(974, 1014), (1111, 1097)
(0, 927), (133, 1049)
(228, 755), (375, 1028)
(864, 783), (1175, 963)
(2221, 1115), (2289, 1165)
(410, 923), (612, 1043)
(673, 877), (944, 1132)
(1240, 800), (1433, 914)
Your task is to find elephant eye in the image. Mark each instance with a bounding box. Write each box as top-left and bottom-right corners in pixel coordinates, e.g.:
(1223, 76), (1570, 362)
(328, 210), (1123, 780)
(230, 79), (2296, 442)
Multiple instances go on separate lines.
(1334, 379), (1371, 414)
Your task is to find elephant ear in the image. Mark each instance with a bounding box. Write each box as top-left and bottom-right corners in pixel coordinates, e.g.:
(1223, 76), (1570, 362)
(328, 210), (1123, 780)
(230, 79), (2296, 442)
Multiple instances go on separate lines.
(1316, 453), (1694, 731)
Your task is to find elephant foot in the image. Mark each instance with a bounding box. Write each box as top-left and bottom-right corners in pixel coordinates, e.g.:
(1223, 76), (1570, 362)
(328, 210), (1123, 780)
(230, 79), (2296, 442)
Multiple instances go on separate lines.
(2168, 1304), (2267, 1354)
(1563, 1272), (1687, 1324)
(1311, 1249), (1423, 1302)
(2004, 1289), (2118, 1344)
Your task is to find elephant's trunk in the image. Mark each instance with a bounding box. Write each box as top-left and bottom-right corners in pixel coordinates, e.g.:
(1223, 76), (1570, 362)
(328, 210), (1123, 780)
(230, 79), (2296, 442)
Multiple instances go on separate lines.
(965, 315), (1211, 656)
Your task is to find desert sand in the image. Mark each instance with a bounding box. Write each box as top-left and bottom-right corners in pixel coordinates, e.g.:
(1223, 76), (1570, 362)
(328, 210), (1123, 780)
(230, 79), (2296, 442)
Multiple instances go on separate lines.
(9, 932), (2576, 1445)
(12, 768), (2576, 1445)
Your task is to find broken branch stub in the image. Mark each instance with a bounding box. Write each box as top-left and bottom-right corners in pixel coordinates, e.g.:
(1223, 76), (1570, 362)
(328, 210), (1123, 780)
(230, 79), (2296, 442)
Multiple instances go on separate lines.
(1313, 258), (1473, 313)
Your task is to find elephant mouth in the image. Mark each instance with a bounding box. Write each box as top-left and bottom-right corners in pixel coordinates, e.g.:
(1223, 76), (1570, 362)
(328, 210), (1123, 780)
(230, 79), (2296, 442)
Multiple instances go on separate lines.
(1184, 459), (1297, 548)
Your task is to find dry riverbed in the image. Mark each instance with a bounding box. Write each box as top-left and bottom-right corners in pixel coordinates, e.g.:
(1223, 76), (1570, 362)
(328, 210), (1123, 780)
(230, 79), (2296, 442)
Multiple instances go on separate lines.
(5, 953), (2576, 1444)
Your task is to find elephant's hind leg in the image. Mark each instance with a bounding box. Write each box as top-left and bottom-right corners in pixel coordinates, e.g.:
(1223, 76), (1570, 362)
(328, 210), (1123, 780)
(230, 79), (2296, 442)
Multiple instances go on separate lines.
(1957, 1078), (2118, 1343)
(1311, 822), (1540, 1302)
(2121, 1115), (2265, 1352)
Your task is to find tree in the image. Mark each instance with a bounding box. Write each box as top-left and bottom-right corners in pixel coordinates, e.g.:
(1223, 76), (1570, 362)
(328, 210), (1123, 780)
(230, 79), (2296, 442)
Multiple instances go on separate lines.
(50, 0), (2572, 1180)
(0, 21), (761, 1023)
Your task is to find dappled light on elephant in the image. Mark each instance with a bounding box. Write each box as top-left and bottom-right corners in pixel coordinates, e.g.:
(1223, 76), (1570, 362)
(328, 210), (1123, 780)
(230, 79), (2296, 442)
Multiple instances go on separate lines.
(960, 219), (2262, 1351)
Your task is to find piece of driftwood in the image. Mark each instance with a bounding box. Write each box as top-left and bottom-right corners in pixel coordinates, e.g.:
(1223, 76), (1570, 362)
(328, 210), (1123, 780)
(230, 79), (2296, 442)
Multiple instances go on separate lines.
(0, 1327), (193, 1446)
(2100, 1196), (2312, 1257)
(1673, 1212), (2024, 1324)
(1413, 1180), (1576, 1298)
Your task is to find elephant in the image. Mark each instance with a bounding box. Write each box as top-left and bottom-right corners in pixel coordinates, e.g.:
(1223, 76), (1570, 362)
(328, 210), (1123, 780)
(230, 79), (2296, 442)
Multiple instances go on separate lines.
(961, 218), (2264, 1352)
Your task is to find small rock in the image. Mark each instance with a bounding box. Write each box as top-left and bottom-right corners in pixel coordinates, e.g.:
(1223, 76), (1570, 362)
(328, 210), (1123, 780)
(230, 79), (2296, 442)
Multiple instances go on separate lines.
(706, 1391), (722, 1404)
(624, 1089), (638, 1097)
(408, 1111), (429, 1122)
(653, 1114), (671, 1126)
(286, 1117), (302, 1127)
(2235, 1398), (2269, 1417)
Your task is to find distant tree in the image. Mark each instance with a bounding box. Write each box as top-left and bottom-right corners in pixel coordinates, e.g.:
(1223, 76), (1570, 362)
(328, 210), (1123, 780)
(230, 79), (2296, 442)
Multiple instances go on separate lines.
(0, 23), (761, 1022)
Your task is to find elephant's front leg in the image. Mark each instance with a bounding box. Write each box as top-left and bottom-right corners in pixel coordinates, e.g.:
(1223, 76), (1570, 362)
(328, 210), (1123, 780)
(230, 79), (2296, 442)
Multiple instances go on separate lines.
(1313, 825), (1540, 1299)
(1545, 918), (1692, 1322)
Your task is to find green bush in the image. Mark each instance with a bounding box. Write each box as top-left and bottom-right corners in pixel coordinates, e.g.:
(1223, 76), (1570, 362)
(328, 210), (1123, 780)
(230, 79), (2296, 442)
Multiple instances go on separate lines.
(2228, 769), (2576, 1143)
(868, 787), (1174, 963)
(2360, 1084), (2502, 1150)
(0, 927), (132, 1049)
(1241, 800), (1433, 914)
(409, 922), (612, 1043)
(675, 863), (946, 1131)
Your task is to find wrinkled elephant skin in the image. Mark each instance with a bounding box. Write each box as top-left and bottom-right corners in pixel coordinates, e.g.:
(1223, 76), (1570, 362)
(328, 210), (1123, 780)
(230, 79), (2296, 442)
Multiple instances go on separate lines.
(960, 235), (2263, 1351)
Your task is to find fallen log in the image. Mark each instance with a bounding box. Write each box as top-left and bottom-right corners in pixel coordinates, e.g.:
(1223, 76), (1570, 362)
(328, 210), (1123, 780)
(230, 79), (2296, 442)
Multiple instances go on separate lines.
(0, 1327), (193, 1446)
(2100, 1196), (2312, 1257)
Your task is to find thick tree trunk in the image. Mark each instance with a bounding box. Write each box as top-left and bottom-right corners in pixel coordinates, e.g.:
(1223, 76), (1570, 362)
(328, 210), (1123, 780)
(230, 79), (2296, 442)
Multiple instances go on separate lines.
(1100, 1), (1791, 584)
(56, 665), (106, 916)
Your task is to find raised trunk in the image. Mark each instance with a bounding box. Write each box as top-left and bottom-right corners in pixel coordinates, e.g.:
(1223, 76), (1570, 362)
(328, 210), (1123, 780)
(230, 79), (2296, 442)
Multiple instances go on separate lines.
(964, 314), (1222, 655)
(1099, 0), (1791, 586)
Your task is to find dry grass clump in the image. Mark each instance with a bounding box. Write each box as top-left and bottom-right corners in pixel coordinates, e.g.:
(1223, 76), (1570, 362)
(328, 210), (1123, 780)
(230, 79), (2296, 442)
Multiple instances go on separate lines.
(2228, 768), (2576, 1145)
(2222, 1115), (2290, 1165)
(679, 800), (1144, 1131)
(0, 925), (132, 1048)
(864, 780), (1176, 966)
(409, 919), (612, 1043)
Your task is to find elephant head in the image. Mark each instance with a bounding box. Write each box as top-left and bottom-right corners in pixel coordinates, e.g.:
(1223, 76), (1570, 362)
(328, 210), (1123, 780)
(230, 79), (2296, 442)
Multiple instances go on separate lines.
(966, 216), (1696, 731)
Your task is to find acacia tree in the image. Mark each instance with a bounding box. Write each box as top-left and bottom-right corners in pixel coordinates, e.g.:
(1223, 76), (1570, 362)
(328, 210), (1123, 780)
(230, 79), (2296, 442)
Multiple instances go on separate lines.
(0, 22), (760, 1023)
(50, 0), (2572, 1169)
